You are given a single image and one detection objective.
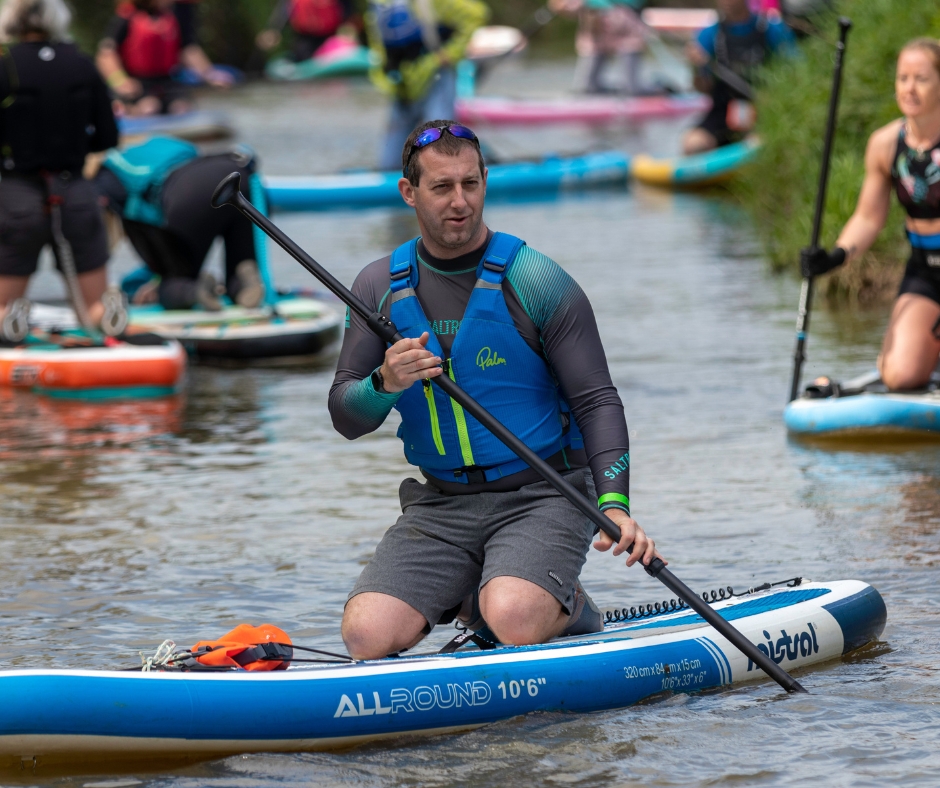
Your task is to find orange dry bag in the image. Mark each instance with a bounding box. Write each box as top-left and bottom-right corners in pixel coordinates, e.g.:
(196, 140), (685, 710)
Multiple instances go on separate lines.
(191, 623), (293, 672)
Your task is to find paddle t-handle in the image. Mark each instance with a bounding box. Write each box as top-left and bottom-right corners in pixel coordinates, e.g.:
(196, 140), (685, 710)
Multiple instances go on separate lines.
(212, 174), (808, 694)
(789, 17), (852, 402)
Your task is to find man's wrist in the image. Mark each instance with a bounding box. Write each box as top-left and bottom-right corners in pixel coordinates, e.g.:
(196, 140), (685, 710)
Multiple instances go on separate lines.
(371, 366), (388, 393)
(598, 492), (630, 515)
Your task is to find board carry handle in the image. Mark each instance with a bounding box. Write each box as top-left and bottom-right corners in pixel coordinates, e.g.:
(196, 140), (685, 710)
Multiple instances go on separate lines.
(212, 172), (808, 694)
(789, 18), (852, 403)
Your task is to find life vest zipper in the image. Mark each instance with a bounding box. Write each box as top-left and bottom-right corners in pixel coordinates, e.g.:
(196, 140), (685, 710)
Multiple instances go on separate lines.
(444, 359), (475, 467)
(423, 379), (446, 456)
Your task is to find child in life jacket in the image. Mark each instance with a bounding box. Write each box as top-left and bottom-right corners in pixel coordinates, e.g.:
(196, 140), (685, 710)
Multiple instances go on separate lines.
(256, 0), (355, 63)
(96, 0), (233, 116)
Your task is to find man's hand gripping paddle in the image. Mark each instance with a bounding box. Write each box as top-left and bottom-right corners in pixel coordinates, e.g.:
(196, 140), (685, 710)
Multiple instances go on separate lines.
(212, 172), (808, 694)
(789, 18), (852, 402)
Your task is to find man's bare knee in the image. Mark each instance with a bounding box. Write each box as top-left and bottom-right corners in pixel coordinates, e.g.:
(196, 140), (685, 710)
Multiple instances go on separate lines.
(480, 578), (565, 646)
(342, 592), (427, 660)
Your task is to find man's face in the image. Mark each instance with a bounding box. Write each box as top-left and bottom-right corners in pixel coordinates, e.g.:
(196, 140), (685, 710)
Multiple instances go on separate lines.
(399, 146), (487, 254)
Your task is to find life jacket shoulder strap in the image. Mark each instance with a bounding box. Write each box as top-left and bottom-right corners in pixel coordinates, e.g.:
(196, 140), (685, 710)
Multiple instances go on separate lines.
(389, 237), (418, 293)
(477, 231), (526, 284)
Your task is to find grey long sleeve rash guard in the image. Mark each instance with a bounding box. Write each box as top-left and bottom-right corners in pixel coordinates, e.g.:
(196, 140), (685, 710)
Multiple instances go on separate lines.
(328, 231), (631, 512)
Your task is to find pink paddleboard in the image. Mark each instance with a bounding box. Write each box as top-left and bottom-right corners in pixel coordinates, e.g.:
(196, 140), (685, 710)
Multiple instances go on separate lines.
(455, 94), (710, 125)
(640, 8), (718, 37)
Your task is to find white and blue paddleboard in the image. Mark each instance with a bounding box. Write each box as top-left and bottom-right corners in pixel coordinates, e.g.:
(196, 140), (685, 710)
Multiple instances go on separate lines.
(784, 370), (940, 437)
(0, 579), (885, 767)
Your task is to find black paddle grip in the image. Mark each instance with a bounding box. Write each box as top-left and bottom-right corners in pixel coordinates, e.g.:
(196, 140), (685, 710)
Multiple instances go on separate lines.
(367, 313), (403, 344)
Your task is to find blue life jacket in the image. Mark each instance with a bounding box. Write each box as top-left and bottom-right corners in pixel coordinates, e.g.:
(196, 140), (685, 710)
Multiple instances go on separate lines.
(102, 136), (198, 227)
(372, 0), (424, 48)
(370, 0), (452, 73)
(389, 232), (582, 484)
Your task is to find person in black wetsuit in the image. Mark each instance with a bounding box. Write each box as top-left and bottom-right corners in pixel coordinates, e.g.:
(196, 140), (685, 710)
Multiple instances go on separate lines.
(0, 0), (125, 342)
(682, 0), (794, 154)
(94, 147), (265, 311)
(802, 38), (940, 391)
(332, 120), (664, 660)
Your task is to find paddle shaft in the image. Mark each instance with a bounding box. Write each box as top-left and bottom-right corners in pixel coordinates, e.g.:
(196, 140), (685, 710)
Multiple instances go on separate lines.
(212, 174), (807, 693)
(789, 18), (851, 403)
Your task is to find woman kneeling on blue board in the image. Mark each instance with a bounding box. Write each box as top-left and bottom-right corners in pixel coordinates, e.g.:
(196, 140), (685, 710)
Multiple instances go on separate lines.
(803, 38), (940, 391)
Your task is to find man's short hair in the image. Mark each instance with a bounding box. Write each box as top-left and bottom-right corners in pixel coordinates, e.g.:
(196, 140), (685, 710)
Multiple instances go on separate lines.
(402, 120), (486, 187)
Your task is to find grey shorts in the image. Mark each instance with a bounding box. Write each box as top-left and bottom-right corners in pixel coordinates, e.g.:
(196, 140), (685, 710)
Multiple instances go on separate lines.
(0, 173), (108, 277)
(349, 468), (596, 629)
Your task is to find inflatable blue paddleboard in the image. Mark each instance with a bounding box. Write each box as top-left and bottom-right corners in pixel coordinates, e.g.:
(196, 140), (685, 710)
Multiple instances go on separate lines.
(785, 369), (940, 437)
(264, 152), (631, 212)
(0, 579), (884, 767)
(631, 138), (759, 188)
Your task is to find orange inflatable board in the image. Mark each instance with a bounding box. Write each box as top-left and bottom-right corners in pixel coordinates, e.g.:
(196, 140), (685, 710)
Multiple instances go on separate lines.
(0, 340), (186, 399)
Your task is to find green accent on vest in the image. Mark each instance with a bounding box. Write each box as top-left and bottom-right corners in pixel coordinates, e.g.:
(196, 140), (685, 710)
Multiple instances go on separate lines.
(475, 346), (507, 370)
(446, 359), (475, 467)
(423, 379), (446, 456)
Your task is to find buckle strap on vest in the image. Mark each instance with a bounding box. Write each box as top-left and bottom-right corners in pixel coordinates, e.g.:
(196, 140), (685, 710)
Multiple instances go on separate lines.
(478, 232), (526, 284)
(389, 239), (417, 293)
(424, 434), (571, 485)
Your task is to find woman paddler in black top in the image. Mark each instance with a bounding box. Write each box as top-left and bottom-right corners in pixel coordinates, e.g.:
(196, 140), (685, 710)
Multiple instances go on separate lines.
(0, 0), (124, 343)
(804, 38), (940, 391)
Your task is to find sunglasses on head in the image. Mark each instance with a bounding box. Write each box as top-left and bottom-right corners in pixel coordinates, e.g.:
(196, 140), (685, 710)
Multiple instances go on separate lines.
(404, 124), (478, 174)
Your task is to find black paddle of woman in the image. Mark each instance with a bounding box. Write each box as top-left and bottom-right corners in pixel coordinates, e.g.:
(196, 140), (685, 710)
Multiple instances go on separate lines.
(789, 18), (852, 402)
(212, 171), (808, 694)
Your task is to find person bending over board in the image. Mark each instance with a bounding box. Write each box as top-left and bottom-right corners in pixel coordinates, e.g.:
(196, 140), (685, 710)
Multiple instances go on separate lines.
(96, 0), (233, 117)
(802, 39), (940, 391)
(0, 0), (126, 343)
(366, 0), (488, 171)
(330, 121), (663, 660)
(682, 0), (794, 155)
(94, 139), (264, 312)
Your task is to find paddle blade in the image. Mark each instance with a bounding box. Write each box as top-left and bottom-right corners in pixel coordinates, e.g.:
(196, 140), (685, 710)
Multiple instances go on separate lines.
(212, 172), (242, 209)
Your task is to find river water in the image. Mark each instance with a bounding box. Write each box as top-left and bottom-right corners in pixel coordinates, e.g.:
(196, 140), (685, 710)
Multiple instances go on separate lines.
(4, 59), (940, 786)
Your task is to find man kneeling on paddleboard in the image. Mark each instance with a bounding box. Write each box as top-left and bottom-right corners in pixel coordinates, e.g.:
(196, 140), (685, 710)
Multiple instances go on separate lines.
(330, 121), (662, 660)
